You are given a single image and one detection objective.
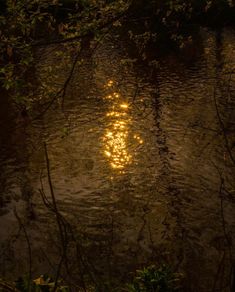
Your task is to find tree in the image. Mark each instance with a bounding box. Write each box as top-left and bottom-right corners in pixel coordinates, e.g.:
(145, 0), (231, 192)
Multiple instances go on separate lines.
(0, 0), (130, 113)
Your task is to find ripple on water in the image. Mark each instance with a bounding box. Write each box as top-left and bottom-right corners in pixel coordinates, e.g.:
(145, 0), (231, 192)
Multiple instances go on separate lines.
(0, 28), (235, 291)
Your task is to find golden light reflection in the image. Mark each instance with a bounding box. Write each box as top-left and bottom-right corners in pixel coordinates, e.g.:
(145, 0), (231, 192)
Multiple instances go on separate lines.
(106, 111), (126, 117)
(104, 92), (121, 100)
(134, 134), (144, 144)
(102, 80), (143, 171)
(103, 119), (132, 170)
(114, 92), (120, 98)
(120, 103), (129, 109)
(107, 80), (114, 87)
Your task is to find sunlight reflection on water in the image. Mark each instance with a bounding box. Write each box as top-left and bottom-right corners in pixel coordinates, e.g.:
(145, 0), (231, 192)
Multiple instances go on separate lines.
(103, 80), (132, 170)
(102, 80), (144, 171)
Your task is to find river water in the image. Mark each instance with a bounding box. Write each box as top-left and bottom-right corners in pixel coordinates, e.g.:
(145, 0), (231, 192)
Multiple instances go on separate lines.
(0, 27), (235, 291)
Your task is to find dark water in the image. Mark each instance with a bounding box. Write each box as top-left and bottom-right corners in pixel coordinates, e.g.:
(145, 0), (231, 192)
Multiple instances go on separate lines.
(0, 27), (235, 291)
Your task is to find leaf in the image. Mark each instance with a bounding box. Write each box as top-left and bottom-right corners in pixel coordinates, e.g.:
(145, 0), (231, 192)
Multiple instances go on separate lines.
(113, 20), (122, 27)
(34, 276), (46, 285)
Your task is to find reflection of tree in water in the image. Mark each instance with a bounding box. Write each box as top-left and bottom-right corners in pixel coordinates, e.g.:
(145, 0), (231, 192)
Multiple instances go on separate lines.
(0, 89), (35, 217)
(210, 29), (235, 292)
(0, 92), (17, 213)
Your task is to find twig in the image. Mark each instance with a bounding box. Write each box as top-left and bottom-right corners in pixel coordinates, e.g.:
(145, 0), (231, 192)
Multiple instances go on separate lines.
(13, 208), (32, 292)
(212, 163), (234, 291)
(61, 50), (80, 110)
(32, 14), (127, 47)
(43, 142), (68, 291)
(212, 251), (225, 292)
(213, 88), (235, 165)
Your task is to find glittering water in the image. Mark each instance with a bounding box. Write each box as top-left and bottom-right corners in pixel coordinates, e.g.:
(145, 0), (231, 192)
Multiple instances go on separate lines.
(0, 27), (235, 291)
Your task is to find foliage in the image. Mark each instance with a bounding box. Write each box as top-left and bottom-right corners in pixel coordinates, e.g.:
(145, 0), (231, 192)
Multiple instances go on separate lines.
(15, 275), (69, 292)
(0, 0), (130, 110)
(128, 0), (235, 49)
(126, 265), (183, 292)
(0, 0), (234, 110)
(1, 266), (183, 292)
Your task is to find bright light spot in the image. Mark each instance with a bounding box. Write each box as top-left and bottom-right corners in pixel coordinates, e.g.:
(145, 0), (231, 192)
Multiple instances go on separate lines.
(107, 112), (125, 117)
(114, 92), (120, 98)
(105, 94), (113, 99)
(111, 163), (124, 169)
(120, 103), (128, 109)
(105, 151), (111, 157)
(107, 80), (114, 87)
(103, 120), (132, 170)
(133, 134), (144, 144)
(102, 85), (133, 170)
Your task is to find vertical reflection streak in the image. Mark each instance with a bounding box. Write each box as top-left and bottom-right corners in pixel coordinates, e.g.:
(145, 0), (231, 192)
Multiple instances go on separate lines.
(102, 80), (132, 170)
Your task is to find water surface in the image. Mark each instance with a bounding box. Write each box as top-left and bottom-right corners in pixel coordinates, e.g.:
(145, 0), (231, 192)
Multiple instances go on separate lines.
(0, 27), (235, 291)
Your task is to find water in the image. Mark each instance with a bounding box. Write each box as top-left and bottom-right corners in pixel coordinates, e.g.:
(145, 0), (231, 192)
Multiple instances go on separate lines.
(0, 27), (235, 291)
